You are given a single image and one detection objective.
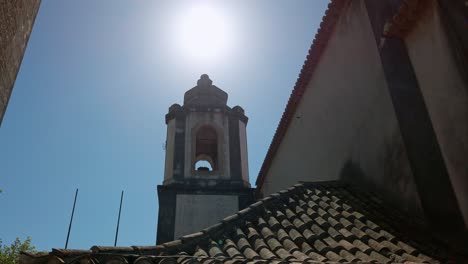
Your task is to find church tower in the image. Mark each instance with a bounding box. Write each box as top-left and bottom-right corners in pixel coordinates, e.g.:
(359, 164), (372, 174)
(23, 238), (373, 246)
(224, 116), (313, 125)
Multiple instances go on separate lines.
(156, 74), (254, 244)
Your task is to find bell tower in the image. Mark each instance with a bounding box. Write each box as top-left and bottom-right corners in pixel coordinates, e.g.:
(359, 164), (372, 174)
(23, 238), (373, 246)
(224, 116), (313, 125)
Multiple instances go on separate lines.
(156, 74), (254, 244)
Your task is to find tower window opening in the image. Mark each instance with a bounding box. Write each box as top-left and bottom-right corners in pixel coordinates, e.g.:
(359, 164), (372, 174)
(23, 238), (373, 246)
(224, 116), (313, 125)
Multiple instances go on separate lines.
(195, 160), (213, 171)
(195, 125), (218, 171)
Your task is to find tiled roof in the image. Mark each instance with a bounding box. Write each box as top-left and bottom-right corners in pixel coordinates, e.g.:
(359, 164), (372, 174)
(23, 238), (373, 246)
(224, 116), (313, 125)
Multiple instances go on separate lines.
(21, 181), (465, 264)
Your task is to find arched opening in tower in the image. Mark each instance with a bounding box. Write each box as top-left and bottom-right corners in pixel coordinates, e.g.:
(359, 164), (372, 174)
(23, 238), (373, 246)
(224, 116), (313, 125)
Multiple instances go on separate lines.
(195, 125), (218, 172)
(195, 160), (213, 171)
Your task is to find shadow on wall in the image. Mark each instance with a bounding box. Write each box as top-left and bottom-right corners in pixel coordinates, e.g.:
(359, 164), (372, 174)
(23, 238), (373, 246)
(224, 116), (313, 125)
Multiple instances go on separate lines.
(339, 160), (371, 192)
(339, 160), (365, 185)
(339, 129), (424, 218)
(381, 130), (415, 203)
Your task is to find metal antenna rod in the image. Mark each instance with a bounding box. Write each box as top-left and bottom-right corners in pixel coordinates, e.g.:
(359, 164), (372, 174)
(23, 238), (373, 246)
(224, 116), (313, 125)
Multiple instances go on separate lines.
(114, 190), (124, 247)
(65, 188), (78, 249)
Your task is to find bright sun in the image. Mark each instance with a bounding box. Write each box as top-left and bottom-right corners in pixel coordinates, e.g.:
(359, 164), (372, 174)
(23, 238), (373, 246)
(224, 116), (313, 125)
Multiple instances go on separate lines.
(175, 4), (233, 63)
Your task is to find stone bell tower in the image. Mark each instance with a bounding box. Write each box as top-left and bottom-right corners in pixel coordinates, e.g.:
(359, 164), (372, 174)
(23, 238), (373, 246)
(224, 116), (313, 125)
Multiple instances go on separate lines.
(156, 74), (254, 244)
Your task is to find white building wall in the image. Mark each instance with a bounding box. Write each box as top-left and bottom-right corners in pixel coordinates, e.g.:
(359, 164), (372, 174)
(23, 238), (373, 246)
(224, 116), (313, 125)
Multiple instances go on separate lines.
(261, 0), (422, 214)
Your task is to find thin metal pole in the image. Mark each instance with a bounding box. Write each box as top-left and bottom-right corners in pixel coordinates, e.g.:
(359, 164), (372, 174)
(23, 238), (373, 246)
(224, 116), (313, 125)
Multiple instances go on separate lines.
(114, 190), (124, 247)
(65, 188), (78, 249)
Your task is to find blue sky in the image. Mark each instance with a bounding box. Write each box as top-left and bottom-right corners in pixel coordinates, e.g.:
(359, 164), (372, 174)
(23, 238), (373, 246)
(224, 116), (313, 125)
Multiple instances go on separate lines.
(0, 1), (328, 251)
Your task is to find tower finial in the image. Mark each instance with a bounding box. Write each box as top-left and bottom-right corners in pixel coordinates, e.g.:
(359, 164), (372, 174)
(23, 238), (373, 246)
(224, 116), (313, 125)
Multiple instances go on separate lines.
(197, 74), (212, 86)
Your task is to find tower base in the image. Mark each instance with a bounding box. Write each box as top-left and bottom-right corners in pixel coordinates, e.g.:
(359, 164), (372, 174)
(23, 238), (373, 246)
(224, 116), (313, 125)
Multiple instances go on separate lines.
(156, 184), (255, 244)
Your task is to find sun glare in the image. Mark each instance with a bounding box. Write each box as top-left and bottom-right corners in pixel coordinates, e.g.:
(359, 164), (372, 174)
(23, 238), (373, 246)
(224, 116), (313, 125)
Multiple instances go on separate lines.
(174, 4), (233, 64)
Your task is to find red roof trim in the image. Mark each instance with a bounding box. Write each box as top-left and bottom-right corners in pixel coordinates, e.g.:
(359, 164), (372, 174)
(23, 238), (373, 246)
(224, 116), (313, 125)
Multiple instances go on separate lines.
(255, 0), (349, 192)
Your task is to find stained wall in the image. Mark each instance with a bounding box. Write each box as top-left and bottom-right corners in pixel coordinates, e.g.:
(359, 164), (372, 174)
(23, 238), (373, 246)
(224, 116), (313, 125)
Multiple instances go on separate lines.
(0, 0), (41, 125)
(405, 0), (468, 227)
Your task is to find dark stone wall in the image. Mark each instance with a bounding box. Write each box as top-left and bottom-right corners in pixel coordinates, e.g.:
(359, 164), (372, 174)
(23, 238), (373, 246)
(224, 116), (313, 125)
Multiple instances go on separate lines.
(156, 185), (177, 245)
(0, 0), (41, 125)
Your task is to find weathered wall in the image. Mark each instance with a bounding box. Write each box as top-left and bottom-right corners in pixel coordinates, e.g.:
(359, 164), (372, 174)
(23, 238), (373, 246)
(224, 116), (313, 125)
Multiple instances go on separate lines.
(238, 120), (249, 184)
(0, 0), (41, 125)
(405, 1), (468, 227)
(261, 0), (423, 214)
(156, 183), (254, 244)
(163, 118), (176, 182)
(173, 194), (238, 239)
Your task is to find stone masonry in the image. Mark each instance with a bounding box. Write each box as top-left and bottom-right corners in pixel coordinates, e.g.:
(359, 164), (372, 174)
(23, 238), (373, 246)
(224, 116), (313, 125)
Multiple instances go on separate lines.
(0, 0), (41, 125)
